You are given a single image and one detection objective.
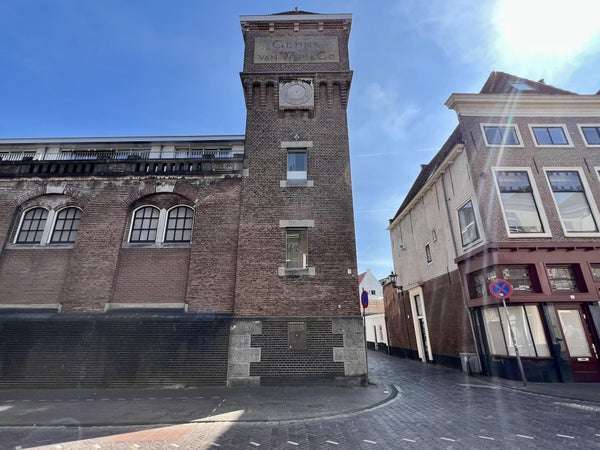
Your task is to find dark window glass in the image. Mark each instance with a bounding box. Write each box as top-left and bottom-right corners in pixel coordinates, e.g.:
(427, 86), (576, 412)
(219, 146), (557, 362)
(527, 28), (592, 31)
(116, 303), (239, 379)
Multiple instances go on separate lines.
(582, 126), (600, 145)
(425, 243), (432, 263)
(547, 265), (579, 292)
(502, 266), (533, 291)
(532, 126), (568, 145)
(483, 126), (519, 145)
(16, 208), (48, 244)
(164, 206), (194, 243)
(130, 206), (159, 243)
(591, 264), (600, 282)
(50, 208), (82, 243)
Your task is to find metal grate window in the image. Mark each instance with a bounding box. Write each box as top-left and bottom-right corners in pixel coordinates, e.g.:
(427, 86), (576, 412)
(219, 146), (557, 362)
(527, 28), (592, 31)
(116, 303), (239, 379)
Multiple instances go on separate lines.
(16, 208), (48, 243)
(164, 206), (194, 242)
(130, 206), (160, 243)
(50, 208), (82, 244)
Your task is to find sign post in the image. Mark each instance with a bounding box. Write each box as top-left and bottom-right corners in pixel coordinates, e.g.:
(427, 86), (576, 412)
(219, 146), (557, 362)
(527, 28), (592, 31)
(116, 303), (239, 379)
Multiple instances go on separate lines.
(489, 279), (527, 386)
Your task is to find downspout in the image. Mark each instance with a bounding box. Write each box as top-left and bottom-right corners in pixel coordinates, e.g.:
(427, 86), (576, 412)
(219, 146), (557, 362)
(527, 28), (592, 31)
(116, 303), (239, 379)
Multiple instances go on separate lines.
(440, 168), (482, 370)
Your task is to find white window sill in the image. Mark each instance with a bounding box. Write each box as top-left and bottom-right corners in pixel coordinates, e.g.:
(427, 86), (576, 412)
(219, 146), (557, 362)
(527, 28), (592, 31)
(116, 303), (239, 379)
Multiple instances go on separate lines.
(6, 243), (75, 250)
(278, 267), (316, 277)
(280, 180), (314, 188)
(122, 242), (191, 249)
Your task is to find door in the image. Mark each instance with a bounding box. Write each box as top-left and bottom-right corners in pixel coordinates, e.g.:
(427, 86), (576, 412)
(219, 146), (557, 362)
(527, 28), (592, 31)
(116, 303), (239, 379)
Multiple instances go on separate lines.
(555, 304), (600, 382)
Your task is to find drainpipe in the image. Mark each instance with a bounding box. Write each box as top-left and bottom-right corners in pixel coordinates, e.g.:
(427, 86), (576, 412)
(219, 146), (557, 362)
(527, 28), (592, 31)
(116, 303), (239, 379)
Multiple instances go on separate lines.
(440, 170), (482, 371)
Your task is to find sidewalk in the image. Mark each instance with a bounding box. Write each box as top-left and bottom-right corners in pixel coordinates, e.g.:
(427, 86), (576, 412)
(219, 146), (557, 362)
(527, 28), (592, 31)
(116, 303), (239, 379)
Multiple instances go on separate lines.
(488, 376), (600, 403)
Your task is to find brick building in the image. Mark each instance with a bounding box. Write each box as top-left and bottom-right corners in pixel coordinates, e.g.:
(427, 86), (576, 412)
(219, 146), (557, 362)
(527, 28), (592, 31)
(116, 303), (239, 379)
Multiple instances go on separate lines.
(387, 72), (600, 382)
(0, 10), (367, 388)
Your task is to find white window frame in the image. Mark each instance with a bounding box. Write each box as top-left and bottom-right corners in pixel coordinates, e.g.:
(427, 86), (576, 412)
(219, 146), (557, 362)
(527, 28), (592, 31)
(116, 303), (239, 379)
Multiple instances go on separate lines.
(544, 167), (600, 237)
(409, 287), (433, 363)
(13, 206), (82, 247)
(280, 141), (314, 188)
(492, 167), (551, 238)
(529, 124), (572, 147)
(457, 198), (482, 248)
(128, 205), (194, 245)
(480, 123), (523, 147)
(578, 124), (600, 147)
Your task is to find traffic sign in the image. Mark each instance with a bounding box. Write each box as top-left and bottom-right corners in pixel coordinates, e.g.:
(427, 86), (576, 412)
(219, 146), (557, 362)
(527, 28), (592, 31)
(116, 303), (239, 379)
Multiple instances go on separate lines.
(489, 279), (513, 299)
(361, 290), (369, 308)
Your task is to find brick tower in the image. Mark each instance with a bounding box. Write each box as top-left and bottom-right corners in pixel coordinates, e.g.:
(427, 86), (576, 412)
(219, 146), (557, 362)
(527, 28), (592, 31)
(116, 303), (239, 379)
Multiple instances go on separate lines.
(228, 11), (366, 385)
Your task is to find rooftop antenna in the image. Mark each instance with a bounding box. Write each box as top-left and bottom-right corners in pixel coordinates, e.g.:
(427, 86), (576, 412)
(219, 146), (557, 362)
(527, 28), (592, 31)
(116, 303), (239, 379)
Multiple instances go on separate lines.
(294, 6), (299, 12)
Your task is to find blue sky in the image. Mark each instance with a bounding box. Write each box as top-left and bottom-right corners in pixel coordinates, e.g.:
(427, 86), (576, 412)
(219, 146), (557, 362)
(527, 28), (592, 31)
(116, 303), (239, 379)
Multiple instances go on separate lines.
(1, 1), (600, 279)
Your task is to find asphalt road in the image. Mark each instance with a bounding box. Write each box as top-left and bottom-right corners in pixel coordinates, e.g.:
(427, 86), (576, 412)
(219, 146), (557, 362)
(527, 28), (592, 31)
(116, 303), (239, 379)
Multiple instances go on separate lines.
(1, 351), (599, 449)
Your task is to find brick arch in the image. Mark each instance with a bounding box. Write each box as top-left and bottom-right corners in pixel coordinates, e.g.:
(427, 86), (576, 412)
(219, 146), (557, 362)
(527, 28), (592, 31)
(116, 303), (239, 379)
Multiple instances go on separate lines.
(129, 192), (194, 211)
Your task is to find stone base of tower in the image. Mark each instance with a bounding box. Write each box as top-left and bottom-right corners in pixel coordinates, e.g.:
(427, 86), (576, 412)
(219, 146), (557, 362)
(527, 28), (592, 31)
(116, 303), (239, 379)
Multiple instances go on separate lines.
(227, 317), (367, 387)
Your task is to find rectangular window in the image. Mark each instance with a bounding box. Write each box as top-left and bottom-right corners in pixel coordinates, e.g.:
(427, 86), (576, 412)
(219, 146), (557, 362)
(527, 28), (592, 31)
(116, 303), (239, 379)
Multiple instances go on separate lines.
(482, 305), (550, 357)
(591, 264), (600, 282)
(287, 150), (307, 182)
(425, 243), (432, 263)
(483, 125), (520, 146)
(532, 126), (569, 145)
(471, 267), (498, 298)
(502, 266), (533, 292)
(495, 170), (545, 234)
(581, 126), (600, 145)
(458, 200), (480, 246)
(547, 265), (580, 292)
(546, 170), (597, 233)
(470, 265), (538, 298)
(286, 228), (308, 269)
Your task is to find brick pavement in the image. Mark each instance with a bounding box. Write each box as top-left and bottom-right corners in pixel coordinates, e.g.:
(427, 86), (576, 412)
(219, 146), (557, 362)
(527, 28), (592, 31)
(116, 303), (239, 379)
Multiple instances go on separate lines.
(6, 350), (600, 449)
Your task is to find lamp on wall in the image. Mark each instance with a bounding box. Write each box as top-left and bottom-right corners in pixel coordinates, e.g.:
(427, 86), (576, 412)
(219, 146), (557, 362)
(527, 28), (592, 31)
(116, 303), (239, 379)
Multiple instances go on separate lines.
(389, 271), (403, 295)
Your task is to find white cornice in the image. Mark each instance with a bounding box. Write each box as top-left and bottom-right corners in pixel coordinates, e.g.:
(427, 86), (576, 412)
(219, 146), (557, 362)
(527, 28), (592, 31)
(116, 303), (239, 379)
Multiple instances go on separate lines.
(445, 94), (600, 117)
(0, 135), (245, 145)
(240, 13), (352, 23)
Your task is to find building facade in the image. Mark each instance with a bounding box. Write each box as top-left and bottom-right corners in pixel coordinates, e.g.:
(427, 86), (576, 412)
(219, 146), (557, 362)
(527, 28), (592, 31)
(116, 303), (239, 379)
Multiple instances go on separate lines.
(388, 72), (600, 382)
(0, 10), (367, 388)
(358, 269), (388, 350)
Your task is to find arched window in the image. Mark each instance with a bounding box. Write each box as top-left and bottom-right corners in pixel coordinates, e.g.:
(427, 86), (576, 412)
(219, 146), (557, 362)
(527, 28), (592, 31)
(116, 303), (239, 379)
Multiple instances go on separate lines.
(15, 206), (82, 246)
(16, 207), (49, 244)
(165, 206), (194, 243)
(130, 206), (160, 243)
(50, 208), (82, 244)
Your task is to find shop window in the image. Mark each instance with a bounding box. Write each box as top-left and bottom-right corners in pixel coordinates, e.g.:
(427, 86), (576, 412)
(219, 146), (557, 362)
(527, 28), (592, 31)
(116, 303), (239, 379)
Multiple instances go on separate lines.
(457, 199), (480, 247)
(494, 169), (547, 235)
(482, 305), (550, 357)
(15, 206), (82, 246)
(546, 170), (598, 234)
(546, 265), (581, 292)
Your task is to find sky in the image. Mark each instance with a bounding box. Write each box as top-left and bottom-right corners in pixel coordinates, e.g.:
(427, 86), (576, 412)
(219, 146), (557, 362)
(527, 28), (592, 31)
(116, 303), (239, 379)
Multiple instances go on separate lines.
(1, 0), (600, 280)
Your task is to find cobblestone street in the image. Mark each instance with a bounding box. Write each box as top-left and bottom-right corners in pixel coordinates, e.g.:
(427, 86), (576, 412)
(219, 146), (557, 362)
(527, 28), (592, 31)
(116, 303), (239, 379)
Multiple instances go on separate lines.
(3, 351), (599, 449)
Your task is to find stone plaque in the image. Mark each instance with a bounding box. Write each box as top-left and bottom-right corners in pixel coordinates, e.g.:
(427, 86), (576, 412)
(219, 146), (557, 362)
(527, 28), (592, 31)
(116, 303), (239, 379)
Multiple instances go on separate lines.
(254, 36), (339, 63)
(288, 322), (307, 349)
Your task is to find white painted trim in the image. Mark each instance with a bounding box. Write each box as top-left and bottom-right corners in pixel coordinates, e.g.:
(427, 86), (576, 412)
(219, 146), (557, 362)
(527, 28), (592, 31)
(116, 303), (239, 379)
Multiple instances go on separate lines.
(279, 219), (315, 228)
(578, 124), (600, 147)
(446, 94), (600, 117)
(280, 180), (314, 188)
(105, 303), (188, 312)
(0, 303), (61, 311)
(491, 167), (552, 238)
(528, 124), (573, 147)
(543, 167), (600, 237)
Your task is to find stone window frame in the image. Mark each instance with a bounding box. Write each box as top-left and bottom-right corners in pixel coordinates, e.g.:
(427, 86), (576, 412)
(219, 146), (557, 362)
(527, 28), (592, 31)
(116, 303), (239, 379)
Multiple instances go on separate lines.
(278, 219), (315, 276)
(127, 204), (194, 246)
(529, 124), (573, 147)
(13, 205), (82, 247)
(481, 123), (523, 147)
(279, 141), (314, 188)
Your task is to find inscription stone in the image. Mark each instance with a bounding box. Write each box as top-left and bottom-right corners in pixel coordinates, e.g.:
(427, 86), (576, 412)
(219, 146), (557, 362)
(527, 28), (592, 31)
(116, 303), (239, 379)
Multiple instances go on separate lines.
(254, 36), (339, 63)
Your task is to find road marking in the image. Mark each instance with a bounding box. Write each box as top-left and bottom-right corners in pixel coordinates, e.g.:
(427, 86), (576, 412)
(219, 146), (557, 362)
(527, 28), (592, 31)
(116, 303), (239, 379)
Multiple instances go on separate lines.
(85, 399), (94, 402)
(100, 398), (110, 401)
(402, 438), (416, 442)
(440, 437), (455, 442)
(479, 436), (494, 440)
(363, 440), (377, 444)
(516, 434), (534, 439)
(325, 441), (339, 445)
(456, 383), (500, 390)
(287, 442), (299, 446)
(196, 397), (205, 399)
(170, 445), (180, 448)
(250, 442), (260, 447)
(210, 443), (221, 448)
(556, 434), (574, 439)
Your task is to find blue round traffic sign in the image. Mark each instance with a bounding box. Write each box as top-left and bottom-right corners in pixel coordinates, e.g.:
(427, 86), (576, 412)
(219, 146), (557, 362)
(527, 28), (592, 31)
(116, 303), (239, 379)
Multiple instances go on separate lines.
(489, 279), (513, 299)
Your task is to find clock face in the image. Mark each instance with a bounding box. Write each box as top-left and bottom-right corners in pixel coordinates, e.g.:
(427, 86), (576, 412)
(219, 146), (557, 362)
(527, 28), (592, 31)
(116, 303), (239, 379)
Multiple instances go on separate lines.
(280, 80), (314, 107)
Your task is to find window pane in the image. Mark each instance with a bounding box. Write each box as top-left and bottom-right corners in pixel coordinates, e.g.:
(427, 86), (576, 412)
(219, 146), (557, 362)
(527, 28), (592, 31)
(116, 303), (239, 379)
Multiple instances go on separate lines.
(472, 268), (498, 297)
(591, 264), (600, 282)
(557, 310), (592, 357)
(287, 151), (307, 181)
(533, 127), (552, 145)
(286, 228), (308, 268)
(16, 208), (48, 244)
(496, 171), (544, 233)
(130, 207), (159, 243)
(525, 306), (550, 357)
(483, 308), (507, 355)
(547, 171), (597, 232)
(547, 266), (578, 291)
(533, 127), (568, 145)
(164, 206), (193, 243)
(503, 306), (536, 357)
(458, 200), (479, 246)
(484, 126), (519, 145)
(502, 266), (533, 291)
(582, 126), (600, 145)
(425, 243), (432, 263)
(50, 208), (82, 243)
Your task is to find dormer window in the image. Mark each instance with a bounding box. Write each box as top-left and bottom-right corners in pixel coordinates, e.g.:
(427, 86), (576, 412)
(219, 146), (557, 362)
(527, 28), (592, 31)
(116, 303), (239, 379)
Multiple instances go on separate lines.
(509, 81), (535, 92)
